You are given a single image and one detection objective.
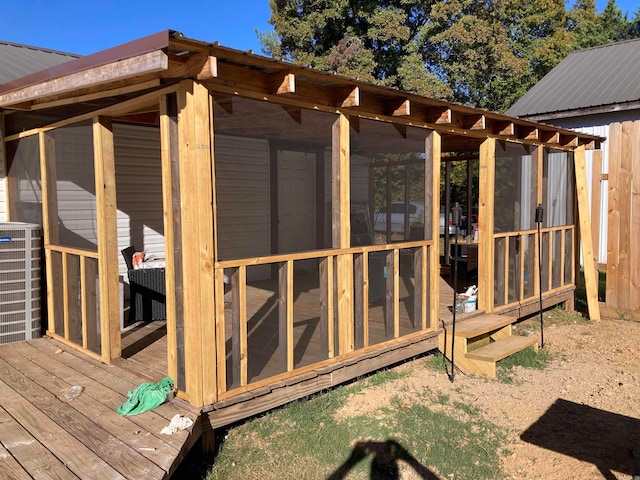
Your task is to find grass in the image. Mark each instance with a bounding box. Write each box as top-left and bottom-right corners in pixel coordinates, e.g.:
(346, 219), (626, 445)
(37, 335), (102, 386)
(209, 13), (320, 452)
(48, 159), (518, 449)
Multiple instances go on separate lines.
(424, 350), (448, 373)
(205, 366), (507, 480)
(575, 268), (606, 312)
(496, 340), (552, 383)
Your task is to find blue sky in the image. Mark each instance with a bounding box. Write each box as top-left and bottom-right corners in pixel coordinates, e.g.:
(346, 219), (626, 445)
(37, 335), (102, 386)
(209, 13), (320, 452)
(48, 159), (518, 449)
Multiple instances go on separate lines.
(2, 0), (639, 56)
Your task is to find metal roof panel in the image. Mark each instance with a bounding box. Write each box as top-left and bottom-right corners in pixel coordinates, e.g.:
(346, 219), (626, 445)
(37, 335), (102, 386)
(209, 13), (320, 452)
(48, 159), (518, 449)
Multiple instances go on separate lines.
(508, 38), (640, 117)
(0, 41), (79, 85)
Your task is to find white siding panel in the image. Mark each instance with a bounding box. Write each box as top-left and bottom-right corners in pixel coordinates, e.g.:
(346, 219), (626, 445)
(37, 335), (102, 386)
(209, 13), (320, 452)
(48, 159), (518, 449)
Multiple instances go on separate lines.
(113, 124), (164, 279)
(0, 151), (6, 222)
(350, 155), (370, 205)
(215, 136), (270, 281)
(52, 125), (99, 249)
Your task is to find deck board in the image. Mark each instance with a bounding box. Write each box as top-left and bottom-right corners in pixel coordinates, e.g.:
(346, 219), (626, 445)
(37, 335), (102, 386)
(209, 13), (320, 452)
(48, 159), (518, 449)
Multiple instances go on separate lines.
(0, 338), (200, 480)
(0, 406), (79, 480)
(0, 434), (32, 480)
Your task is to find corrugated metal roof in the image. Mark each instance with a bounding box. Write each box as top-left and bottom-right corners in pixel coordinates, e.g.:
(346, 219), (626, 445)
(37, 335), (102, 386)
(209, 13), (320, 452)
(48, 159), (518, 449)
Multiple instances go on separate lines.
(0, 41), (79, 85)
(507, 38), (640, 118)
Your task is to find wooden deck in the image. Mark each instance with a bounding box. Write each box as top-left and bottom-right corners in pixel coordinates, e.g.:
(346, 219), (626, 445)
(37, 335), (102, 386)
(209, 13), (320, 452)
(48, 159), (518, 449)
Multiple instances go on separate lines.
(0, 337), (200, 480)
(0, 276), (461, 479)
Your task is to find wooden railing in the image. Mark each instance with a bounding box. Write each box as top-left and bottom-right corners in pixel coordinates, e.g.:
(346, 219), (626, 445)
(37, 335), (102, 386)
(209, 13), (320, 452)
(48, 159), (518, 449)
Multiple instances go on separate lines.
(214, 241), (435, 398)
(493, 225), (575, 309)
(45, 245), (102, 359)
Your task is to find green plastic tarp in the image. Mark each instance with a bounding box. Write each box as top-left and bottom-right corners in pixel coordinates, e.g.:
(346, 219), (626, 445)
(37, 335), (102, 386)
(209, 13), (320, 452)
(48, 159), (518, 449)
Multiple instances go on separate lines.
(117, 377), (174, 416)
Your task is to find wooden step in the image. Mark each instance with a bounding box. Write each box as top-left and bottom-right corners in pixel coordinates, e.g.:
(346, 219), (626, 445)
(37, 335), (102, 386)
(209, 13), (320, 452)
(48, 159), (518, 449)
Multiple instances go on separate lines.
(466, 335), (538, 363)
(443, 313), (516, 338)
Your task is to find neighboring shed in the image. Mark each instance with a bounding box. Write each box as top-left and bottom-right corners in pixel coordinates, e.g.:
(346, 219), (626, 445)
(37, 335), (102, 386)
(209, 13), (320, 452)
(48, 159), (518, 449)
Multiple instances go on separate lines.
(0, 31), (602, 453)
(508, 38), (640, 316)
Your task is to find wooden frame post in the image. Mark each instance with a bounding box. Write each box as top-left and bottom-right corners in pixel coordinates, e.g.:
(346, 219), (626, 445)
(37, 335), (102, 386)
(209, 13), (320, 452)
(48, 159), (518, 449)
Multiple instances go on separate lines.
(575, 145), (601, 320)
(426, 130), (441, 326)
(39, 132), (61, 337)
(478, 137), (496, 311)
(93, 116), (121, 361)
(332, 113), (353, 355)
(176, 80), (217, 406)
(160, 95), (179, 389)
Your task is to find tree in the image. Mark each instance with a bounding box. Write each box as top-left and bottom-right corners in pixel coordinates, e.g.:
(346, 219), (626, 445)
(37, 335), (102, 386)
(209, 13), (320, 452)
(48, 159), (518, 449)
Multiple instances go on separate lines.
(260, 0), (637, 113)
(630, 8), (640, 37)
(568, 0), (631, 49)
(261, 0), (451, 98)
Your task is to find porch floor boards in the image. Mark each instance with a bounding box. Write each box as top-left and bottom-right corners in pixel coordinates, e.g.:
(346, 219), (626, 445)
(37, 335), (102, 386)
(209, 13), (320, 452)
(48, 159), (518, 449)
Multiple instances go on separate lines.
(0, 337), (200, 480)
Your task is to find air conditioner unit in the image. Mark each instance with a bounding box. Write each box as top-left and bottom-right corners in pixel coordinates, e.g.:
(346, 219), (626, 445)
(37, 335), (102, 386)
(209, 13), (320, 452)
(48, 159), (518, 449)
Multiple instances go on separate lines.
(0, 222), (42, 344)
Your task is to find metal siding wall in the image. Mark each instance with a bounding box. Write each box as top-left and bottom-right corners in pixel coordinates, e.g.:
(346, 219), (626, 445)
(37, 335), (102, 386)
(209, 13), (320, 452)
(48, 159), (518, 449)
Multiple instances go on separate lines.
(215, 135), (270, 281)
(0, 155), (5, 222)
(546, 114), (640, 265)
(350, 155), (370, 205)
(113, 124), (164, 279)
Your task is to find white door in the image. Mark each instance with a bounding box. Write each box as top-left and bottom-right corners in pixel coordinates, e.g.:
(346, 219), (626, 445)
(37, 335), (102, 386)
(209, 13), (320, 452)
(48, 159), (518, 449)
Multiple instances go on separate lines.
(278, 151), (316, 269)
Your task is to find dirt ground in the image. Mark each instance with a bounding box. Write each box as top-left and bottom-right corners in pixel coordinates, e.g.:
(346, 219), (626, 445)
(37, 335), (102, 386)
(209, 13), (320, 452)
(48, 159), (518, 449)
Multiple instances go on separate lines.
(335, 313), (640, 479)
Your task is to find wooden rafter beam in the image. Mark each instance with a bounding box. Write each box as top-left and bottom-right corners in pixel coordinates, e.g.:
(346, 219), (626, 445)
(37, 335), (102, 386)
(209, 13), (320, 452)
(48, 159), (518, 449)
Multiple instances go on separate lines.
(270, 72), (295, 95)
(196, 56), (218, 80)
(462, 114), (486, 130)
(560, 134), (579, 147)
(539, 130), (560, 144)
(30, 79), (162, 111)
(516, 125), (539, 140)
(0, 51), (169, 108)
(389, 99), (410, 117)
(421, 106), (452, 125)
(494, 120), (515, 136)
(340, 87), (360, 108)
(393, 123), (407, 138)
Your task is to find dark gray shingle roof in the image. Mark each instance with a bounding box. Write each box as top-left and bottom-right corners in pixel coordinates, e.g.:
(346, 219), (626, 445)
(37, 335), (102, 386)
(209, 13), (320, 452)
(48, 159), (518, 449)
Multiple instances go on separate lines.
(507, 38), (640, 118)
(0, 41), (79, 85)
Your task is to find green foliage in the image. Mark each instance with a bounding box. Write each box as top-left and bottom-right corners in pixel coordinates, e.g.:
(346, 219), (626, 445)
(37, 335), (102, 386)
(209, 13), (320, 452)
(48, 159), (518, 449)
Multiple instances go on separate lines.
(424, 350), (448, 373)
(498, 345), (551, 370)
(568, 0), (632, 49)
(261, 0), (640, 112)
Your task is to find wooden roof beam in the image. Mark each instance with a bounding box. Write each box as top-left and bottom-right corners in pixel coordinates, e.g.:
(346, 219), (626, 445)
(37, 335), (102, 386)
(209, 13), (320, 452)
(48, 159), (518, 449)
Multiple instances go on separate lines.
(494, 120), (515, 137)
(31, 79), (162, 111)
(560, 134), (579, 147)
(196, 56), (218, 80)
(388, 99), (411, 117)
(539, 130), (560, 145)
(341, 89), (385, 114)
(270, 72), (296, 95)
(423, 106), (452, 125)
(0, 50), (169, 108)
(340, 87), (360, 108)
(515, 125), (539, 141)
(393, 123), (407, 138)
(462, 113), (486, 130)
(580, 138), (599, 150)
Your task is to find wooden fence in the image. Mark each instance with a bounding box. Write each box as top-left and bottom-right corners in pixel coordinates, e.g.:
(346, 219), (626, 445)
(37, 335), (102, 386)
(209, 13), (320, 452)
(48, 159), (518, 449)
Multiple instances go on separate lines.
(603, 121), (640, 312)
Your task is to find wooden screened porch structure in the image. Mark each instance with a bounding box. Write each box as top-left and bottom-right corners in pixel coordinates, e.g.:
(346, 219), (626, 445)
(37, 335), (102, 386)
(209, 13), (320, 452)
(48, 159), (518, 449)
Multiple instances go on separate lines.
(0, 30), (602, 431)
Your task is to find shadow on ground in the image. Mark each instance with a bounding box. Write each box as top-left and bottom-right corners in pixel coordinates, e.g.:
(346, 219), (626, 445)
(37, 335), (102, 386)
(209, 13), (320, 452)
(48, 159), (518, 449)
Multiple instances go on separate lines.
(521, 398), (640, 480)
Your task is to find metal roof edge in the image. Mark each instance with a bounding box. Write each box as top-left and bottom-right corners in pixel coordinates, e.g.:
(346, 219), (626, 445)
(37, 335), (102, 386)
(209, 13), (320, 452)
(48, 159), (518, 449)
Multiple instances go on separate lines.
(0, 30), (173, 94)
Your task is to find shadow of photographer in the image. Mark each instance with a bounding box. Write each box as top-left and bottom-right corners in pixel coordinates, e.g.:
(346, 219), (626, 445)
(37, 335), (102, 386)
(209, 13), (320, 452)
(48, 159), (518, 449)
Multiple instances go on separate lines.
(326, 439), (440, 480)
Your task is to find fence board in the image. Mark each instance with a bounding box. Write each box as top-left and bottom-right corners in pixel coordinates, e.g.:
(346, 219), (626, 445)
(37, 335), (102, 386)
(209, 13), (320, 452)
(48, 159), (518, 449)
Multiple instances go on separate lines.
(617, 122), (632, 309)
(631, 121), (640, 309)
(606, 123), (621, 307)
